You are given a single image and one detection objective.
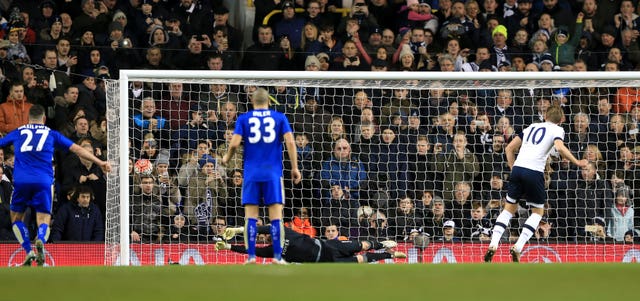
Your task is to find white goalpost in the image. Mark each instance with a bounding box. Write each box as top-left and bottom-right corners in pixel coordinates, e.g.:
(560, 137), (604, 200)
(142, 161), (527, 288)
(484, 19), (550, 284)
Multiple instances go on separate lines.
(106, 70), (640, 265)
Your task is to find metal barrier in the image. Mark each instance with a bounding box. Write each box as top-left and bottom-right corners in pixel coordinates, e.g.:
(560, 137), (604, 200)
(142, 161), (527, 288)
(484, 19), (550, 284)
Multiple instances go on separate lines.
(262, 8), (351, 25)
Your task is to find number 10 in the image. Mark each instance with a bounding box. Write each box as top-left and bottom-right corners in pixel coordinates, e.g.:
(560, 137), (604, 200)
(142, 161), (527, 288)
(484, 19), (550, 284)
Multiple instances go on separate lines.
(525, 127), (546, 145)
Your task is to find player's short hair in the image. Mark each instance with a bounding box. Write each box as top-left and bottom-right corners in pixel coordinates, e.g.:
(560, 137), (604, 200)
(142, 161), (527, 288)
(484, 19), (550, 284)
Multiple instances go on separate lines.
(252, 88), (269, 106)
(545, 105), (564, 124)
(29, 104), (46, 120)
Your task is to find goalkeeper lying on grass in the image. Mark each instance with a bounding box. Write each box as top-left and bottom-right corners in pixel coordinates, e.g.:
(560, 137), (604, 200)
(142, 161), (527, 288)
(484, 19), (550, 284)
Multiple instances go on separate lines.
(216, 225), (406, 263)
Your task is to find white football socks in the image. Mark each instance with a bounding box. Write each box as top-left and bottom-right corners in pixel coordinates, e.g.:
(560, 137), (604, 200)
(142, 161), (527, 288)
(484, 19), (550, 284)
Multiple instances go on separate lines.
(513, 213), (543, 253)
(489, 210), (513, 249)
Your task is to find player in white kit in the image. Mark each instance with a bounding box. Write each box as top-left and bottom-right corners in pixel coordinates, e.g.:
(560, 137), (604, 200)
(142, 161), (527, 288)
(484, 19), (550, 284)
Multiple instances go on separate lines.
(484, 105), (587, 262)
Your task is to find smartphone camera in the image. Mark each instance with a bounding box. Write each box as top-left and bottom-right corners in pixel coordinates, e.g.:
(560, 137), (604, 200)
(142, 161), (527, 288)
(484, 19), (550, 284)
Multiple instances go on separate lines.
(119, 39), (131, 48)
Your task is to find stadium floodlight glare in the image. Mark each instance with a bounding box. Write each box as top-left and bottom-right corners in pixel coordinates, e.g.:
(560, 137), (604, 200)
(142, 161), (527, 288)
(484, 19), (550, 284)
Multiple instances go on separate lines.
(107, 70), (640, 265)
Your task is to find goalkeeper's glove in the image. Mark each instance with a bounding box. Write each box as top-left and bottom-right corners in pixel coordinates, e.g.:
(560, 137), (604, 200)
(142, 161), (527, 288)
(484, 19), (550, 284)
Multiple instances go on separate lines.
(222, 227), (244, 240)
(215, 241), (231, 251)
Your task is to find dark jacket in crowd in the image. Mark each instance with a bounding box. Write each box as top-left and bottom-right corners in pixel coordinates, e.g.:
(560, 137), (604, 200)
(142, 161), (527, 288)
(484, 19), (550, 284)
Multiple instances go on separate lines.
(50, 201), (105, 242)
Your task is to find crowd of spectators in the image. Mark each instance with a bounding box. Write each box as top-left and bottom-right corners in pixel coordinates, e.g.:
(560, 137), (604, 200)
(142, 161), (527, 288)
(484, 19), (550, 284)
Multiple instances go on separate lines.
(0, 0), (640, 245)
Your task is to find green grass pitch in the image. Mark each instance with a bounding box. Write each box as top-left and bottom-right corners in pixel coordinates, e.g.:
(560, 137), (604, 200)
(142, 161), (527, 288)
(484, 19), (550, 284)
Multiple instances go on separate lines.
(2, 264), (638, 301)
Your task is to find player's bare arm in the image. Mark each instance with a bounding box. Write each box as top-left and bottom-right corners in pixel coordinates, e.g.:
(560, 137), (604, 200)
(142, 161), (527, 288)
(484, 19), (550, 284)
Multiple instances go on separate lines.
(504, 136), (522, 169)
(222, 134), (242, 165)
(553, 140), (588, 167)
(283, 132), (301, 184)
(69, 144), (112, 173)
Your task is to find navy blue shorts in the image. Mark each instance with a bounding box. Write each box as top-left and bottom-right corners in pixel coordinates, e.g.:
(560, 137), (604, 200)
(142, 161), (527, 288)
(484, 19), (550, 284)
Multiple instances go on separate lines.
(507, 166), (546, 208)
(241, 178), (284, 206)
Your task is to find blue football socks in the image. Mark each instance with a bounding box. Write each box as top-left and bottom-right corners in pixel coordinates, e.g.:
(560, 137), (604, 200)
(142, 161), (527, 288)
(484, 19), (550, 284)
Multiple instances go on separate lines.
(12, 221), (31, 254)
(270, 219), (283, 261)
(245, 218), (258, 260)
(37, 223), (50, 244)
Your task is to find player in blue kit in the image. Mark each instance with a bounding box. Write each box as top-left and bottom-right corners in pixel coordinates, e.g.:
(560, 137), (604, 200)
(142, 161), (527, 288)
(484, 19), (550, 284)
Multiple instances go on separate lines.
(484, 105), (587, 262)
(222, 88), (301, 264)
(0, 105), (111, 266)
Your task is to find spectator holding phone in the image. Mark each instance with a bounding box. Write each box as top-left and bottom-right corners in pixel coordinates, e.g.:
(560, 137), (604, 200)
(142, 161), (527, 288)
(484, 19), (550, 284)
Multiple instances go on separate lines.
(332, 40), (370, 71)
(210, 28), (239, 70)
(174, 35), (211, 70)
(337, 0), (378, 43)
(466, 111), (494, 154)
(317, 24), (342, 61)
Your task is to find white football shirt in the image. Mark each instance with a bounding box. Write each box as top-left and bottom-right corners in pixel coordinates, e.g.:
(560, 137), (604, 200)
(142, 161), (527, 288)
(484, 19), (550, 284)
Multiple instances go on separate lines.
(514, 122), (565, 172)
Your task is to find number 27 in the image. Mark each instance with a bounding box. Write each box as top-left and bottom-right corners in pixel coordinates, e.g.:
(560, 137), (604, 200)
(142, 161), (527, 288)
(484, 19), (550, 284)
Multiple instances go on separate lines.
(20, 129), (49, 152)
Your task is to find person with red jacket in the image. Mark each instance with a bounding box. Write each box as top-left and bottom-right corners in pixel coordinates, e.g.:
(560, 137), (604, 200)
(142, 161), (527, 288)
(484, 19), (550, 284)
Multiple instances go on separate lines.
(0, 82), (32, 135)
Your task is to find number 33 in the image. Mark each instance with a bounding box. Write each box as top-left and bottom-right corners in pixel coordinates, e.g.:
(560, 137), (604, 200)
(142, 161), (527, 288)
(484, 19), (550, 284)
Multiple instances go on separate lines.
(248, 117), (276, 143)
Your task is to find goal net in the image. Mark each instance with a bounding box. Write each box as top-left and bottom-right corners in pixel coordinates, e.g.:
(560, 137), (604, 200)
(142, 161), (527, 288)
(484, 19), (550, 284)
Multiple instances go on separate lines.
(106, 71), (640, 265)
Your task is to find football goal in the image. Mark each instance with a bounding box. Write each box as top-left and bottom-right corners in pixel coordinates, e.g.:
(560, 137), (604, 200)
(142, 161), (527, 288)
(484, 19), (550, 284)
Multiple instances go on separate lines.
(106, 70), (640, 265)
